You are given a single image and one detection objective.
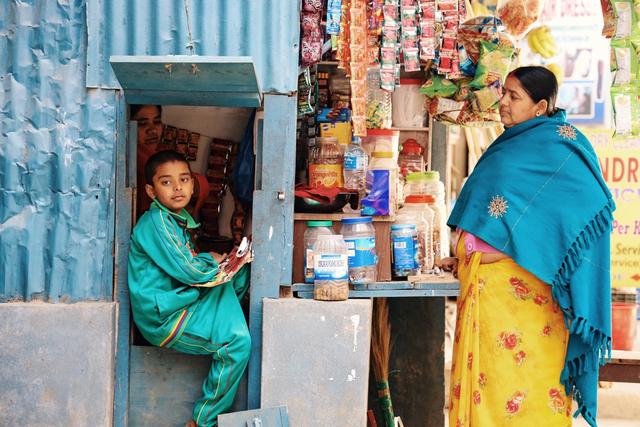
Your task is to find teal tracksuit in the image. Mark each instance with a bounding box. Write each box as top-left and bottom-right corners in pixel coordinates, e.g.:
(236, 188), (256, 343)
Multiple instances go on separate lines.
(128, 201), (251, 426)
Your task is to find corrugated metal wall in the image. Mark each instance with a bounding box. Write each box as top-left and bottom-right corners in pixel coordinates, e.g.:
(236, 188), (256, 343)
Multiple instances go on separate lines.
(0, 0), (117, 302)
(86, 0), (300, 94)
(1, 0), (300, 302)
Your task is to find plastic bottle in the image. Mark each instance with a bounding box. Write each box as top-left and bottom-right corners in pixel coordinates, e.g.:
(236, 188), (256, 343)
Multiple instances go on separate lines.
(313, 234), (349, 301)
(361, 151), (398, 216)
(398, 139), (424, 178)
(340, 217), (377, 285)
(390, 224), (419, 278)
(343, 136), (368, 200)
(423, 171), (450, 258)
(397, 195), (435, 272)
(303, 220), (335, 284)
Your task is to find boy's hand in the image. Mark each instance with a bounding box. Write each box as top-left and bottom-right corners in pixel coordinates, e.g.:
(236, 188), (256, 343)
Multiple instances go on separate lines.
(210, 252), (228, 264)
(439, 257), (459, 278)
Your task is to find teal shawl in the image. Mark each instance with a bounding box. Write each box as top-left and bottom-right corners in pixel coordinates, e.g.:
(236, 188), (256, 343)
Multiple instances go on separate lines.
(448, 110), (615, 426)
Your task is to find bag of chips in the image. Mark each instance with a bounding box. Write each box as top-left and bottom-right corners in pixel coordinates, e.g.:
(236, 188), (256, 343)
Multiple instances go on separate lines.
(470, 40), (515, 89)
(496, 0), (543, 37)
(419, 74), (459, 97)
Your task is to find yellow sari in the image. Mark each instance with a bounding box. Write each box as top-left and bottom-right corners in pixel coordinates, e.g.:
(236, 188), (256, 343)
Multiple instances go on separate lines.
(449, 234), (572, 426)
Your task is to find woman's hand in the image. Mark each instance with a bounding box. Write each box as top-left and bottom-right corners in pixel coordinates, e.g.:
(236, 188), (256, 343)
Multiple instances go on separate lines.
(440, 257), (459, 278)
(210, 251), (228, 264)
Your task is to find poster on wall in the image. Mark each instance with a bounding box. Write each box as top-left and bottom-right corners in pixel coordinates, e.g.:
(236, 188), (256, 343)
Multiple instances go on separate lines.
(584, 128), (640, 288)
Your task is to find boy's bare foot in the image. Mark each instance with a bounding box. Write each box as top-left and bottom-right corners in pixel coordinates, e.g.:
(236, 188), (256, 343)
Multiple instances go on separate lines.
(185, 420), (197, 427)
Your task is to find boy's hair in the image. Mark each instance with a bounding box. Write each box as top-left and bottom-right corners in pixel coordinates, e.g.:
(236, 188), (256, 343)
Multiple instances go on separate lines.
(144, 150), (191, 185)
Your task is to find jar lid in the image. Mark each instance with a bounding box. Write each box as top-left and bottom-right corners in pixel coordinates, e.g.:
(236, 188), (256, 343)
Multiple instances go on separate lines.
(424, 170), (440, 181)
(307, 220), (333, 227)
(405, 171), (429, 182)
(391, 224), (416, 230)
(341, 216), (373, 224)
(399, 78), (423, 85)
(365, 129), (400, 136)
(372, 151), (394, 158)
(400, 139), (422, 155)
(405, 194), (436, 204)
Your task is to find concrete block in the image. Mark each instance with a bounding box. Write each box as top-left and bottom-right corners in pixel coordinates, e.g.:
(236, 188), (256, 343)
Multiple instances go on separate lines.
(0, 302), (115, 427)
(261, 298), (372, 427)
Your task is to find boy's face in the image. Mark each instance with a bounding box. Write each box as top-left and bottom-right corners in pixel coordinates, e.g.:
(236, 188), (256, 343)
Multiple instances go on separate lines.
(145, 160), (194, 213)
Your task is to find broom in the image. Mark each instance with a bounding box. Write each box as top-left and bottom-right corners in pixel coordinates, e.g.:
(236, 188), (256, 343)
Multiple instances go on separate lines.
(371, 297), (395, 427)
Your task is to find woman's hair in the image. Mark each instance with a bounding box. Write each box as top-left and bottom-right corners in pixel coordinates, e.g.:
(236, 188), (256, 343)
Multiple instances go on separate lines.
(130, 104), (162, 119)
(508, 66), (558, 116)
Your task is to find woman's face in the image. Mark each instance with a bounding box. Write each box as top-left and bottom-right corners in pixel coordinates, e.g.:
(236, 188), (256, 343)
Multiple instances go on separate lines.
(499, 76), (544, 128)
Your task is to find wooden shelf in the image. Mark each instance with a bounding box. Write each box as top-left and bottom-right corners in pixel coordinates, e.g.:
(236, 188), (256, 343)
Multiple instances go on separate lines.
(391, 127), (430, 132)
(294, 212), (395, 222)
(291, 275), (460, 298)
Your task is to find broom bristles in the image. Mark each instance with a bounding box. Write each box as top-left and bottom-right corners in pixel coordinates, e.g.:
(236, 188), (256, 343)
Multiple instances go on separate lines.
(371, 297), (391, 380)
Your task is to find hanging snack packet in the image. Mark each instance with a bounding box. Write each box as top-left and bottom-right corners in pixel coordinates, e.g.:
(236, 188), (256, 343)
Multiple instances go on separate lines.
(611, 85), (640, 136)
(601, 0), (619, 38)
(404, 48), (421, 71)
(327, 0), (343, 35)
(613, 0), (634, 39)
(420, 74), (458, 97)
(298, 68), (314, 117)
(175, 129), (189, 156)
(472, 84), (502, 111)
(470, 40), (514, 89)
(496, 0), (543, 37)
(160, 125), (177, 150)
(303, 0), (323, 13)
(187, 132), (200, 161)
(612, 39), (638, 85)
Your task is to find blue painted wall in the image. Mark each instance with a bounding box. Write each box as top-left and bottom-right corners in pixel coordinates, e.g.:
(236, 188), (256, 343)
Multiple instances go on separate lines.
(0, 0), (300, 302)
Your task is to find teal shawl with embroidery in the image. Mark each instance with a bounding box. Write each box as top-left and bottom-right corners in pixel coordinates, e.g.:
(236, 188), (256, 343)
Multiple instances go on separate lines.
(448, 110), (615, 426)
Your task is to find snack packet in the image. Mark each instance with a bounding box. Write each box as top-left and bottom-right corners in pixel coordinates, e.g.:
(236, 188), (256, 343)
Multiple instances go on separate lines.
(470, 40), (514, 89)
(419, 74), (458, 97)
(496, 0), (543, 37)
(611, 85), (640, 136)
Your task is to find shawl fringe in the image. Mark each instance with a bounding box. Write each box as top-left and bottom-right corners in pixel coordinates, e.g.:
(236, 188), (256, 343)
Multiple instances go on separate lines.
(552, 199), (615, 427)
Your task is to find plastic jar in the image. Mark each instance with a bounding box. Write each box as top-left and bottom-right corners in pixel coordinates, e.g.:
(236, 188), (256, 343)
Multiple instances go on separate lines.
(308, 137), (344, 188)
(398, 139), (424, 178)
(392, 79), (427, 128)
(361, 129), (400, 160)
(340, 217), (378, 285)
(390, 224), (419, 278)
(312, 234), (349, 301)
(423, 171), (449, 259)
(303, 220), (335, 284)
(404, 171), (429, 197)
(398, 195), (435, 272)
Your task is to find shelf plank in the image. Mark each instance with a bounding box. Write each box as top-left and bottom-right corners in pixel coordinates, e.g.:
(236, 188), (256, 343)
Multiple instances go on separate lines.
(295, 289), (459, 298)
(294, 213), (396, 222)
(391, 127), (430, 132)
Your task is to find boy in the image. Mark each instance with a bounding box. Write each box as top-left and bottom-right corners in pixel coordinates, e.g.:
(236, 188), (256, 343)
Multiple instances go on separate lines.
(128, 150), (251, 427)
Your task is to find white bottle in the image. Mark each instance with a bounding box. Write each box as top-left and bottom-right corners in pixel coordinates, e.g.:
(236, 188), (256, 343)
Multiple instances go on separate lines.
(343, 136), (368, 199)
(424, 171), (449, 258)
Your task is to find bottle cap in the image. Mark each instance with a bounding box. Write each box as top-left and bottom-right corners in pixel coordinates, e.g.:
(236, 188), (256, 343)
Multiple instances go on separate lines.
(391, 224), (417, 230)
(404, 194), (436, 204)
(341, 217), (373, 224)
(307, 220), (333, 227)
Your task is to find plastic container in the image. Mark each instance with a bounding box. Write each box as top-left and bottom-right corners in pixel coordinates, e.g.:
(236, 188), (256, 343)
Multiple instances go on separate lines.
(392, 79), (427, 128)
(313, 234), (349, 301)
(343, 136), (368, 200)
(611, 302), (638, 350)
(308, 137), (344, 188)
(361, 129), (400, 161)
(340, 217), (378, 285)
(361, 151), (398, 216)
(404, 171), (429, 197)
(391, 224), (419, 278)
(398, 139), (424, 178)
(303, 220), (335, 284)
(399, 195), (436, 272)
(421, 171), (450, 259)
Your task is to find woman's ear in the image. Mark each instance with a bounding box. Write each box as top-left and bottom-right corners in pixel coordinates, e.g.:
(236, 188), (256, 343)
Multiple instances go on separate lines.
(537, 99), (549, 115)
(145, 184), (156, 200)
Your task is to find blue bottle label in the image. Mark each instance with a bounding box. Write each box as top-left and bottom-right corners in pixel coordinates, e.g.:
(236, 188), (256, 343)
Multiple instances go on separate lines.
(392, 236), (416, 270)
(344, 237), (377, 268)
(344, 155), (365, 171)
(313, 254), (349, 281)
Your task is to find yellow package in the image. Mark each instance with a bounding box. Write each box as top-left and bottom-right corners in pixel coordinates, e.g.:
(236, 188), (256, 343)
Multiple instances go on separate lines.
(320, 122), (352, 148)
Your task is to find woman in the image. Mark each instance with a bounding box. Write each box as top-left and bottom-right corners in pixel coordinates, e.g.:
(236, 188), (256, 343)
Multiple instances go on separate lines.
(444, 66), (614, 427)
